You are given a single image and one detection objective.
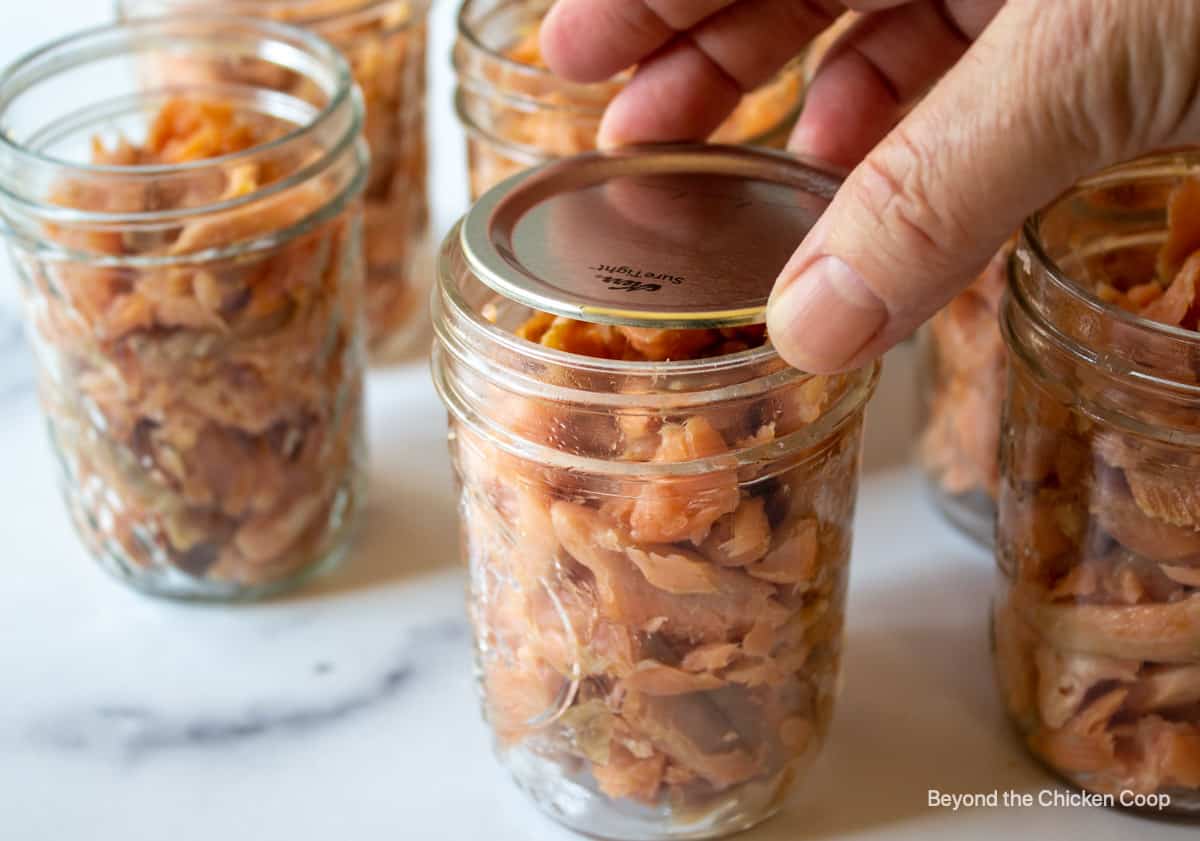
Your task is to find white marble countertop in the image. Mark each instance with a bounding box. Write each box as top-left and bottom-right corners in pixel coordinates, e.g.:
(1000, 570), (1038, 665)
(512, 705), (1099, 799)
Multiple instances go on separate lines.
(0, 3), (1194, 840)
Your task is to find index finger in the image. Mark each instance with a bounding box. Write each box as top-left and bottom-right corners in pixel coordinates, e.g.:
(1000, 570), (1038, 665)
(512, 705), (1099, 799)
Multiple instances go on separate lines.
(539, 0), (951, 83)
(540, 0), (739, 82)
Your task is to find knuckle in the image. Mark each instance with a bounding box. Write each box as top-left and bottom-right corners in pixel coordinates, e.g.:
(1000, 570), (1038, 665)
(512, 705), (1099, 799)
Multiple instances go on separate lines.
(1017, 0), (1196, 159)
(612, 2), (670, 43)
(851, 126), (966, 271)
(1038, 2), (1130, 157)
(1126, 1), (1200, 147)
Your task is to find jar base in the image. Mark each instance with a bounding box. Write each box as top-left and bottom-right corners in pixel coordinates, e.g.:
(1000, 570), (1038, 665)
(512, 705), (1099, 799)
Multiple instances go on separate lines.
(1025, 748), (1200, 819)
(89, 538), (352, 602)
(66, 478), (362, 603)
(994, 611), (1200, 821)
(502, 747), (793, 841)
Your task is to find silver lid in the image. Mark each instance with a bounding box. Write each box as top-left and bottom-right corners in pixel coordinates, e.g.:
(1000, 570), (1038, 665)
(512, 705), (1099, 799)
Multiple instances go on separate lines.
(461, 144), (840, 328)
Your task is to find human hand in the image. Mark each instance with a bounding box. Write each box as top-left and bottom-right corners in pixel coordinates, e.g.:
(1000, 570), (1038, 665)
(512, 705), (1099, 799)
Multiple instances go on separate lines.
(539, 0), (1200, 372)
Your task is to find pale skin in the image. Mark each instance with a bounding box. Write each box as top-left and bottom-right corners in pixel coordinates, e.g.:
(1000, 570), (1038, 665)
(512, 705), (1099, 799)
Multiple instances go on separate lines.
(538, 0), (1200, 373)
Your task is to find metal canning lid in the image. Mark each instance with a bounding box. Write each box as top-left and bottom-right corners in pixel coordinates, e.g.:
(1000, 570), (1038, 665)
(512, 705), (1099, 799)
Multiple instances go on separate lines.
(461, 143), (840, 328)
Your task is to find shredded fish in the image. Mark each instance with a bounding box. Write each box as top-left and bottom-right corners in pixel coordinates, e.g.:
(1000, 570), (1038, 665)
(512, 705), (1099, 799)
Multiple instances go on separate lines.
(992, 176), (1200, 804)
(456, 304), (854, 813)
(32, 98), (363, 588)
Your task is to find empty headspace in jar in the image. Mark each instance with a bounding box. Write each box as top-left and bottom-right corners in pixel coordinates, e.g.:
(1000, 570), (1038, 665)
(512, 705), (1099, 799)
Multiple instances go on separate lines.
(1007, 161), (1200, 445)
(454, 0), (622, 103)
(0, 16), (363, 246)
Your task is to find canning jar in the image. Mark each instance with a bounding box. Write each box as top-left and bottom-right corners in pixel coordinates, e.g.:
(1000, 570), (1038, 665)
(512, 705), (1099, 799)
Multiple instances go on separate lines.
(993, 154), (1200, 813)
(0, 18), (369, 600)
(119, 0), (431, 360)
(916, 242), (1011, 546)
(453, 0), (806, 199)
(432, 145), (878, 839)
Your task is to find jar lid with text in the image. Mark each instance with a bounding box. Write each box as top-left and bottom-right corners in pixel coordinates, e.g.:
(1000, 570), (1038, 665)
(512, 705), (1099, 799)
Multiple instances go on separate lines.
(460, 144), (841, 329)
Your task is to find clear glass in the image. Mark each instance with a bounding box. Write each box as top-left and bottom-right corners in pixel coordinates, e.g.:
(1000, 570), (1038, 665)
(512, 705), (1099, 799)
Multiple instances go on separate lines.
(118, 0), (431, 361)
(916, 242), (1011, 547)
(453, 0), (805, 199)
(432, 225), (878, 839)
(995, 154), (1200, 814)
(0, 18), (369, 600)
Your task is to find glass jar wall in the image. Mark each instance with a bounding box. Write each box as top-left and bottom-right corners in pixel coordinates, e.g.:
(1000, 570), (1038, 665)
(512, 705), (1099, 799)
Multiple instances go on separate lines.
(119, 0), (431, 360)
(432, 229), (878, 838)
(0, 18), (369, 599)
(994, 155), (1200, 813)
(453, 0), (806, 199)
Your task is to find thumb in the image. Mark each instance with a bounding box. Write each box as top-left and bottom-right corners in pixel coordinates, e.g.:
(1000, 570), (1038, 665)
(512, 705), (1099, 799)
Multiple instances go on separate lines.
(766, 0), (1200, 373)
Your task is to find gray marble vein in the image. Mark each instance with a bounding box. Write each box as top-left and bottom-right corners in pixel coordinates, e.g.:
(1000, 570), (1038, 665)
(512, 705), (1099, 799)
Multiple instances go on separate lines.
(30, 618), (468, 763)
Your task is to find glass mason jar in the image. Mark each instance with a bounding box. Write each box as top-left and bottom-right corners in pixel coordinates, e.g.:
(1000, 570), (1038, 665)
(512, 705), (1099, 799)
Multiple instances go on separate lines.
(0, 17), (369, 600)
(118, 0), (431, 361)
(993, 155), (1200, 813)
(916, 242), (1011, 547)
(453, 0), (806, 200)
(431, 148), (879, 837)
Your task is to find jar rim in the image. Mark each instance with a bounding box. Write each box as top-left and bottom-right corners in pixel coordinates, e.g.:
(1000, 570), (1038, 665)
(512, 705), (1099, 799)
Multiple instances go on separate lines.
(431, 339), (880, 478)
(452, 82), (800, 161)
(1022, 153), (1200, 346)
(0, 16), (368, 265)
(1012, 150), (1200, 398)
(117, 0), (431, 30)
(0, 16), (360, 220)
(454, 0), (624, 98)
(0, 16), (354, 176)
(453, 0), (804, 136)
(454, 90), (549, 169)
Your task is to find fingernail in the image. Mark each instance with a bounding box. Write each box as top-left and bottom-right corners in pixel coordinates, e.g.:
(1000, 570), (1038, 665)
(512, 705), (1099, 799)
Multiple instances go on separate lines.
(787, 119), (819, 156)
(597, 132), (622, 151)
(596, 120), (624, 151)
(766, 256), (887, 372)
